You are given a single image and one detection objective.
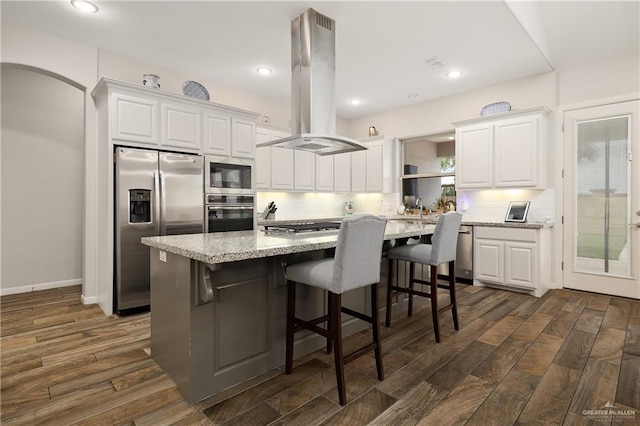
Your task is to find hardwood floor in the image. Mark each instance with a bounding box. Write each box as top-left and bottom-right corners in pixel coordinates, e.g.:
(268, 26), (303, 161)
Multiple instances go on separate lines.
(1, 284), (639, 425)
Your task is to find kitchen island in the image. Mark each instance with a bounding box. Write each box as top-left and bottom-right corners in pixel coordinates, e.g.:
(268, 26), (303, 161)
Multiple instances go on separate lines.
(141, 220), (435, 402)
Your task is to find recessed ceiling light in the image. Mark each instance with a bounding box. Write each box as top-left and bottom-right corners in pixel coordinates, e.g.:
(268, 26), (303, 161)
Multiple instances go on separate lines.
(348, 99), (362, 106)
(256, 67), (272, 76)
(447, 70), (463, 79)
(448, 136), (454, 140)
(71, 0), (98, 13)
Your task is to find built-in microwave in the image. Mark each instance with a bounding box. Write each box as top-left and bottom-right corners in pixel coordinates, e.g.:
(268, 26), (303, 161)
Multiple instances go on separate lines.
(204, 156), (254, 195)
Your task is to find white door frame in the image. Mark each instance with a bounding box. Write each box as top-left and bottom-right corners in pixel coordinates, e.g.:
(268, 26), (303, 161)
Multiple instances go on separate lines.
(558, 95), (640, 298)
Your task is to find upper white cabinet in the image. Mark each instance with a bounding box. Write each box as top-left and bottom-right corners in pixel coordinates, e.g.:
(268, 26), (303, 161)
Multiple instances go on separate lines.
(294, 151), (315, 191)
(161, 102), (202, 151)
(231, 118), (256, 159)
(255, 126), (293, 190)
(93, 77), (259, 157)
(453, 107), (550, 190)
(333, 153), (351, 193)
(111, 92), (158, 145)
(355, 135), (398, 193)
(203, 111), (231, 157)
(315, 155), (334, 192)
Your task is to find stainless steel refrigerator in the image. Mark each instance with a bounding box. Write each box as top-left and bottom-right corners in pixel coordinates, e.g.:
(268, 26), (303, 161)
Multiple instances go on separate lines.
(114, 147), (204, 313)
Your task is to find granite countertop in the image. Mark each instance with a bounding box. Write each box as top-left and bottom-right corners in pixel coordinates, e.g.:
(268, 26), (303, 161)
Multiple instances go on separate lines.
(259, 216), (553, 229)
(141, 220), (436, 265)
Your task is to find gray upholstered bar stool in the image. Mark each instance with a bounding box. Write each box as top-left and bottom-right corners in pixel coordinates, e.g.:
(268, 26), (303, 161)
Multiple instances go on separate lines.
(284, 215), (387, 406)
(385, 211), (463, 342)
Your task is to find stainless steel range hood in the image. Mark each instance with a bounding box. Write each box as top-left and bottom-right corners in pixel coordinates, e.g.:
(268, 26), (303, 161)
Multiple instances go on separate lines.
(257, 8), (367, 156)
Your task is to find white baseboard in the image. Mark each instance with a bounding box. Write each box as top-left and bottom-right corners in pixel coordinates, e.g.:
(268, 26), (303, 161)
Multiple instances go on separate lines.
(0, 278), (83, 296)
(81, 294), (98, 305)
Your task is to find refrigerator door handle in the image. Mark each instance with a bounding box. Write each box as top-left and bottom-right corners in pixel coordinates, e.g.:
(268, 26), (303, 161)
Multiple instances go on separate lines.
(153, 171), (162, 235)
(159, 171), (167, 236)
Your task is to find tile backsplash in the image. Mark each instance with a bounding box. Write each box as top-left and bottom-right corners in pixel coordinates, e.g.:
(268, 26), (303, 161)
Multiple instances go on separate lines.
(256, 192), (401, 220)
(457, 189), (554, 223)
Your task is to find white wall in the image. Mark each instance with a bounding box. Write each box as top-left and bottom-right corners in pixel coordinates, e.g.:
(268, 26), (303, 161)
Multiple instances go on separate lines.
(98, 50), (291, 129)
(1, 65), (84, 294)
(346, 72), (557, 139)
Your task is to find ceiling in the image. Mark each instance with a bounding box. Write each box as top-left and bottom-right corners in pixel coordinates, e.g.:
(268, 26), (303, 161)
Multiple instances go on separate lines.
(2, 1), (638, 119)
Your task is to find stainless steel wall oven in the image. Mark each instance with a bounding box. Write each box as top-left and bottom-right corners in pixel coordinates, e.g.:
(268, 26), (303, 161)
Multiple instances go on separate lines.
(205, 194), (255, 233)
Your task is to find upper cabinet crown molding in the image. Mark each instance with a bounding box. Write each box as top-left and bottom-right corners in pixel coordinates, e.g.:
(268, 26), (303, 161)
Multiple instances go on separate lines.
(453, 106), (551, 190)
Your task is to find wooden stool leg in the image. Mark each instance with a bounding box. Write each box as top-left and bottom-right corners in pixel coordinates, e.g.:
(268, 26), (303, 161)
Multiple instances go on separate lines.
(331, 292), (346, 405)
(326, 293), (333, 354)
(430, 265), (440, 343)
(449, 261), (459, 330)
(407, 262), (415, 317)
(385, 258), (393, 327)
(371, 282), (384, 381)
(285, 280), (296, 374)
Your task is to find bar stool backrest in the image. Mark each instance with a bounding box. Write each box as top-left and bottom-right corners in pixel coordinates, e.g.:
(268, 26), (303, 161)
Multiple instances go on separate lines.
(430, 212), (463, 266)
(333, 215), (387, 294)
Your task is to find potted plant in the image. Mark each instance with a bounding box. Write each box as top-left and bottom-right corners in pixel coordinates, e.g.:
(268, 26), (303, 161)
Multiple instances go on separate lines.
(434, 198), (447, 214)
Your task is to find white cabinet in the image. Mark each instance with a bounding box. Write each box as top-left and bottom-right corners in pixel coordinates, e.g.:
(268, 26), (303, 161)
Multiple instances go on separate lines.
(351, 135), (397, 193)
(203, 111), (231, 157)
(231, 118), (256, 159)
(255, 127), (293, 190)
(111, 92), (158, 145)
(333, 153), (351, 193)
(351, 150), (367, 193)
(315, 155), (334, 192)
(453, 107), (550, 190)
(161, 103), (201, 152)
(474, 226), (550, 297)
(294, 151), (315, 191)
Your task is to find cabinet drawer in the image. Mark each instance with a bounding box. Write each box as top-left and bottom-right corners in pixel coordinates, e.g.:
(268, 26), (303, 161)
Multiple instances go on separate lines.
(475, 226), (537, 242)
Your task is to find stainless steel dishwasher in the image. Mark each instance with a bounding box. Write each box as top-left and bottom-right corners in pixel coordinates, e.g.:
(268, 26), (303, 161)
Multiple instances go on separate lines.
(434, 225), (473, 282)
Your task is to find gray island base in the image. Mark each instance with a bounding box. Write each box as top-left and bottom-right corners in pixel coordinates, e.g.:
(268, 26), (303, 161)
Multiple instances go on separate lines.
(142, 221), (436, 402)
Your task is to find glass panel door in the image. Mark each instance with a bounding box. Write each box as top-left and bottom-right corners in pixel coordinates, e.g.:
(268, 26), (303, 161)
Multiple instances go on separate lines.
(575, 116), (630, 277)
(563, 100), (640, 299)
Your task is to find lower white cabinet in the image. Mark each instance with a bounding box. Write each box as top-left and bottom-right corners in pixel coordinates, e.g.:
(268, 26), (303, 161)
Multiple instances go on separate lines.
(474, 226), (551, 297)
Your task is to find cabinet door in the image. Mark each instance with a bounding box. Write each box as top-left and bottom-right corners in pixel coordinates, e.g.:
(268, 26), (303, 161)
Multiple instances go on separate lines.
(494, 117), (539, 187)
(203, 111), (231, 156)
(475, 239), (504, 283)
(333, 153), (351, 192)
(270, 147), (294, 190)
(504, 242), (536, 289)
(255, 128), (271, 189)
(365, 140), (383, 192)
(351, 151), (366, 193)
(112, 92), (158, 144)
(294, 151), (315, 191)
(315, 155), (334, 191)
(456, 124), (493, 188)
(161, 103), (202, 151)
(231, 118), (255, 159)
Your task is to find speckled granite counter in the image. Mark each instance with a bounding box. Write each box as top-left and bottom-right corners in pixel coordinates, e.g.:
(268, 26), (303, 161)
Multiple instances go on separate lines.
(141, 220), (436, 264)
(258, 216), (553, 229)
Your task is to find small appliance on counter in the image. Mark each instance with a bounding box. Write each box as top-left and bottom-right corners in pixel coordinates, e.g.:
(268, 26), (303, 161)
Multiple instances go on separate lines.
(345, 200), (354, 215)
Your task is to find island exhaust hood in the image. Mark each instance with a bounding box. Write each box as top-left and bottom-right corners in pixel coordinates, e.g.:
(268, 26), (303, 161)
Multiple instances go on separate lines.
(257, 8), (367, 156)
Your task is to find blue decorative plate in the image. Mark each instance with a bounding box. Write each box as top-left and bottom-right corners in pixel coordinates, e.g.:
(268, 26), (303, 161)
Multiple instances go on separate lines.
(480, 101), (511, 116)
(182, 81), (210, 101)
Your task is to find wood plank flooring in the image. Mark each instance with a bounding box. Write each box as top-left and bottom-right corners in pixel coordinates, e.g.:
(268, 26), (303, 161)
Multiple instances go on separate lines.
(2, 284), (639, 425)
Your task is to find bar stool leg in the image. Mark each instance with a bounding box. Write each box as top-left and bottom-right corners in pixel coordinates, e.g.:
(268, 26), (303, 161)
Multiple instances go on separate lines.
(385, 258), (394, 327)
(407, 262), (415, 317)
(330, 292), (346, 405)
(285, 280), (296, 374)
(449, 261), (459, 330)
(371, 282), (384, 381)
(326, 293), (333, 354)
(430, 265), (440, 343)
